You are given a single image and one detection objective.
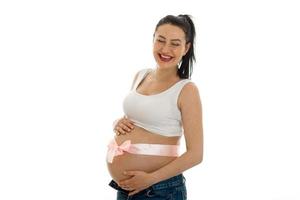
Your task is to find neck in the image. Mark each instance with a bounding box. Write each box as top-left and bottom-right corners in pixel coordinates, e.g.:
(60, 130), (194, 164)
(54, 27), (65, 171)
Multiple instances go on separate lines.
(152, 66), (179, 82)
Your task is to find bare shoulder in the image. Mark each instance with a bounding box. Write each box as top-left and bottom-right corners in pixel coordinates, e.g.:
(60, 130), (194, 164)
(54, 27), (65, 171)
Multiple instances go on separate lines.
(178, 81), (201, 110)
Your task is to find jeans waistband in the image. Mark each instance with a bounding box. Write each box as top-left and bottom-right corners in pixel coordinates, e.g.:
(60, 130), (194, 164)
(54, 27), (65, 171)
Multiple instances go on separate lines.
(151, 174), (185, 190)
(109, 174), (185, 193)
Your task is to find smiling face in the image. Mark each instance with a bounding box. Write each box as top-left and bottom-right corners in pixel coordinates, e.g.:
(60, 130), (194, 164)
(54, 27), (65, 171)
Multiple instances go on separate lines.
(153, 24), (190, 70)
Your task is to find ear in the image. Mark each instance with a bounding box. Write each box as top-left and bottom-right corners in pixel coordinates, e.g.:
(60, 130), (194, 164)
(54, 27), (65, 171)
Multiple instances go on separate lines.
(183, 42), (191, 56)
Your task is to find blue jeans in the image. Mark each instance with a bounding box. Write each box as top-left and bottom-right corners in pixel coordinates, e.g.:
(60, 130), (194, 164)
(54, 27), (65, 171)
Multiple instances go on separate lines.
(108, 174), (187, 200)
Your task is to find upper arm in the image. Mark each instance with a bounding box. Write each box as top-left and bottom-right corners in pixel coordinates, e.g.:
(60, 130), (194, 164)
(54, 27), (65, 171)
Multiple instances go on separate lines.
(178, 82), (203, 161)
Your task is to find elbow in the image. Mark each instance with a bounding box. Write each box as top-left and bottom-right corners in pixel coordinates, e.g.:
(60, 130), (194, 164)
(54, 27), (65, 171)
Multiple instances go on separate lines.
(190, 152), (203, 166)
(186, 148), (203, 166)
(194, 155), (203, 165)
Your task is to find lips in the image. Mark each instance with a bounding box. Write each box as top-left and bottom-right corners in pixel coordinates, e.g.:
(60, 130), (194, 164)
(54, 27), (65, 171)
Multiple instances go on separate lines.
(158, 53), (173, 62)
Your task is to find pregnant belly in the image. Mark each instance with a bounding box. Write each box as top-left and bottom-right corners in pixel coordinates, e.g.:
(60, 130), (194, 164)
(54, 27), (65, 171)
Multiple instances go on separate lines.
(106, 126), (181, 182)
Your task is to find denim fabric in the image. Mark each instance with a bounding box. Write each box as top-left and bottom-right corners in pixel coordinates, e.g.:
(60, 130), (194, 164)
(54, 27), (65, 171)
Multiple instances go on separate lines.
(109, 174), (187, 200)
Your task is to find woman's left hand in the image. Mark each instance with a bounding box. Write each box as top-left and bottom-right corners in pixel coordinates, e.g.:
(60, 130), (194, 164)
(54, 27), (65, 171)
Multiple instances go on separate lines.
(117, 171), (157, 196)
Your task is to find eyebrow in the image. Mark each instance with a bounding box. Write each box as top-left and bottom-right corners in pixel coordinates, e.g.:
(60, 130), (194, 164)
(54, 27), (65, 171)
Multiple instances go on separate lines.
(158, 35), (182, 43)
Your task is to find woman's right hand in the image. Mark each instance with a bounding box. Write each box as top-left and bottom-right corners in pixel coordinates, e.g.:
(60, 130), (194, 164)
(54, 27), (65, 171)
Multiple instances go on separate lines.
(113, 116), (135, 136)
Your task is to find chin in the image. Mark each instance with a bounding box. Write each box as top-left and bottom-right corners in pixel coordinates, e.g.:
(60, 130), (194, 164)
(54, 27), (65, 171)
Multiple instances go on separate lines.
(156, 62), (178, 69)
(154, 59), (175, 68)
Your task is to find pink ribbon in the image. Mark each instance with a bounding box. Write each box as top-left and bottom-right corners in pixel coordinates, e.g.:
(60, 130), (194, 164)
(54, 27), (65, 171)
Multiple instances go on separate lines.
(106, 139), (180, 163)
(106, 139), (131, 163)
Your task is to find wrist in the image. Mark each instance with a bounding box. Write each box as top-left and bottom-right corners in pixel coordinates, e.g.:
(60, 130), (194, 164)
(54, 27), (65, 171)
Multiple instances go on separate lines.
(149, 171), (162, 185)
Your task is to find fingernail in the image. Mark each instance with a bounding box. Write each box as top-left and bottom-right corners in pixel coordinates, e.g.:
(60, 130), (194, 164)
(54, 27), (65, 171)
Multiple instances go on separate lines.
(123, 171), (127, 175)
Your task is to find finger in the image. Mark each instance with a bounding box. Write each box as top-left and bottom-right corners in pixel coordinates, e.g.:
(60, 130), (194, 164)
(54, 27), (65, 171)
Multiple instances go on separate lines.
(115, 131), (121, 136)
(128, 190), (139, 196)
(125, 123), (134, 131)
(124, 171), (139, 176)
(116, 127), (126, 135)
(118, 180), (129, 185)
(125, 123), (134, 130)
(123, 119), (135, 129)
(119, 127), (127, 135)
(120, 184), (134, 191)
(120, 185), (131, 190)
(114, 128), (120, 136)
(114, 127), (123, 136)
(121, 117), (133, 126)
(119, 123), (132, 132)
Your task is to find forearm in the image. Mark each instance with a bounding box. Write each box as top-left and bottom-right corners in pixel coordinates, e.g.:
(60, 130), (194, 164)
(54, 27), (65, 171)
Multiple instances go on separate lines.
(150, 151), (203, 184)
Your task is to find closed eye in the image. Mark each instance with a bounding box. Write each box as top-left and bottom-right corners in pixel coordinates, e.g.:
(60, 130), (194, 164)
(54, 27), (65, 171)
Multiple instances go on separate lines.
(157, 39), (165, 43)
(171, 43), (180, 46)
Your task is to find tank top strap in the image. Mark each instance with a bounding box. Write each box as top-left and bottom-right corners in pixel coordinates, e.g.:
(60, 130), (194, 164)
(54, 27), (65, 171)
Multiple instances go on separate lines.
(170, 79), (192, 104)
(132, 68), (152, 90)
(172, 79), (192, 92)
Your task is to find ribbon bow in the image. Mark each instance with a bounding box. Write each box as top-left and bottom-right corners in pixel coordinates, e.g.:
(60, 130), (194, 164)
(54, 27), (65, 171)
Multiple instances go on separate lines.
(106, 140), (131, 163)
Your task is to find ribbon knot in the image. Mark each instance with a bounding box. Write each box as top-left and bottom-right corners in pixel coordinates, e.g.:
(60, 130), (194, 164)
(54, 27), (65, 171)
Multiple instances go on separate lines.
(107, 140), (131, 163)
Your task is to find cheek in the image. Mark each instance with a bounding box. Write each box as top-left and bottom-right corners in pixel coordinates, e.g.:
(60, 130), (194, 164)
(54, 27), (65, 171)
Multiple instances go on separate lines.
(152, 47), (160, 60)
(153, 43), (161, 52)
(174, 48), (185, 57)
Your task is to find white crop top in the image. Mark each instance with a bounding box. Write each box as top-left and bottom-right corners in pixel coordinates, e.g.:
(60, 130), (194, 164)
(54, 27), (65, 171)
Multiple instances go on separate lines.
(122, 68), (191, 137)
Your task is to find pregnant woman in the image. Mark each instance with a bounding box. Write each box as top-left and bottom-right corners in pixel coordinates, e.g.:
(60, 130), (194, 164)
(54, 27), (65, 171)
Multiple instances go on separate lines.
(106, 14), (203, 200)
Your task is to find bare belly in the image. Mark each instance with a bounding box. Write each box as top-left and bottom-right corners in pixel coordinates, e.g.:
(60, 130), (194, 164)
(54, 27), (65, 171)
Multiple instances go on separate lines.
(106, 125), (181, 182)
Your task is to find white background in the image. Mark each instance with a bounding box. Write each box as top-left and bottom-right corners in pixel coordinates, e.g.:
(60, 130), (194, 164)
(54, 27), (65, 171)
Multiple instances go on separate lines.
(1, 0), (300, 199)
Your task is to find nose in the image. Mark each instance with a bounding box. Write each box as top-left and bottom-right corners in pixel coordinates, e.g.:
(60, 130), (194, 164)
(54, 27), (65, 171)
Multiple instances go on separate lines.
(161, 43), (171, 54)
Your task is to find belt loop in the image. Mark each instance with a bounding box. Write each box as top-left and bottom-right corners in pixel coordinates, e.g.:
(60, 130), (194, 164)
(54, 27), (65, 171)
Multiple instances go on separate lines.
(146, 188), (155, 197)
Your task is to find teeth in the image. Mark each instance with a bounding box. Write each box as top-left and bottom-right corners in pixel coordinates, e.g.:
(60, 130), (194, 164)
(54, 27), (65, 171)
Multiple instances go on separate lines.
(161, 54), (172, 59)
